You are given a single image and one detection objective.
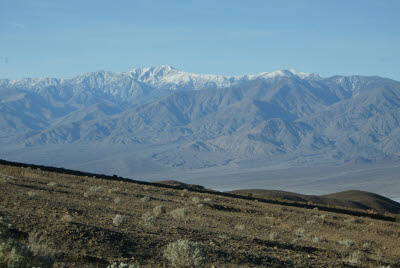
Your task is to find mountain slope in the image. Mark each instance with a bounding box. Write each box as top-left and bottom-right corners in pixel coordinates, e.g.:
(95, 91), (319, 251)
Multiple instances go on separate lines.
(1, 67), (400, 170)
(229, 189), (400, 214)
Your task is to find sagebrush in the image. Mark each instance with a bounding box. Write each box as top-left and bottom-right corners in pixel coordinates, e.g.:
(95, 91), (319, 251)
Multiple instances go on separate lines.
(163, 239), (205, 267)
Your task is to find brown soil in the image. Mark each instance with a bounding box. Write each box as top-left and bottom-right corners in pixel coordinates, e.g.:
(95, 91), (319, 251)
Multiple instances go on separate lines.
(229, 189), (400, 214)
(1, 163), (400, 267)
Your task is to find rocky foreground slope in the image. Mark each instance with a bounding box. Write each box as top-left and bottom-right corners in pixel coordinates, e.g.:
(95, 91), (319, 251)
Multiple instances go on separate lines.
(1, 161), (400, 267)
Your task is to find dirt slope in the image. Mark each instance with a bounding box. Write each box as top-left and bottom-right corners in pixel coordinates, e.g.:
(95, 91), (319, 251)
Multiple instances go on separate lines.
(1, 163), (400, 267)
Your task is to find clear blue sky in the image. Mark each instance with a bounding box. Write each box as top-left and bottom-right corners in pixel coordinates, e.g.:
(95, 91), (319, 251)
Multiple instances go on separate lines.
(1, 0), (399, 80)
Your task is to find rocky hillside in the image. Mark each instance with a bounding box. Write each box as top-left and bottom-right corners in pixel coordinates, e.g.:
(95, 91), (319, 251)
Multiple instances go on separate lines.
(229, 189), (400, 214)
(0, 161), (400, 267)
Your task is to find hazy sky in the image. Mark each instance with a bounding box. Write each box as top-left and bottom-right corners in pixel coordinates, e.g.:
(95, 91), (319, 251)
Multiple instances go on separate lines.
(1, 0), (399, 80)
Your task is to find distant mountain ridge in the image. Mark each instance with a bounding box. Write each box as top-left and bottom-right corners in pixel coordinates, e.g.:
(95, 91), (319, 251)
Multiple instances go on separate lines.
(1, 66), (400, 169)
(0, 66), (321, 104)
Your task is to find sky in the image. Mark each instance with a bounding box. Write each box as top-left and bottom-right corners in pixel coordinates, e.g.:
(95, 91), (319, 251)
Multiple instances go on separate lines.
(1, 0), (399, 80)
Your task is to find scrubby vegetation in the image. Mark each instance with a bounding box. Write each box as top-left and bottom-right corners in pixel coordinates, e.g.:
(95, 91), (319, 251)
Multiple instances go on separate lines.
(0, 216), (54, 267)
(153, 205), (166, 216)
(140, 212), (156, 227)
(112, 214), (125, 227)
(170, 208), (189, 222)
(107, 261), (140, 268)
(1, 164), (400, 267)
(163, 239), (205, 267)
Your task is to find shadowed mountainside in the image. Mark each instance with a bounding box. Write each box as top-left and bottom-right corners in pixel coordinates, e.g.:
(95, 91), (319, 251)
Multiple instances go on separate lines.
(156, 180), (207, 190)
(1, 67), (400, 170)
(229, 189), (400, 214)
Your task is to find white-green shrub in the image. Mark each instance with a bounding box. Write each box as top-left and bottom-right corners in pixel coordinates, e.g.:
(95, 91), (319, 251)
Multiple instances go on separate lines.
(107, 261), (140, 268)
(345, 250), (364, 264)
(163, 239), (205, 267)
(153, 205), (166, 216)
(191, 197), (201, 204)
(235, 224), (245, 231)
(170, 208), (189, 222)
(114, 197), (122, 204)
(269, 232), (279, 241)
(89, 186), (103, 192)
(141, 196), (151, 202)
(338, 239), (355, 247)
(140, 212), (156, 227)
(113, 214), (125, 227)
(294, 228), (306, 238)
(0, 217), (53, 267)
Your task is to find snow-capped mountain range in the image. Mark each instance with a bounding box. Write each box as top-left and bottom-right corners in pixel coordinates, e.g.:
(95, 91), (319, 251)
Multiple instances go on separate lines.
(0, 66), (321, 104)
(1, 66), (400, 173)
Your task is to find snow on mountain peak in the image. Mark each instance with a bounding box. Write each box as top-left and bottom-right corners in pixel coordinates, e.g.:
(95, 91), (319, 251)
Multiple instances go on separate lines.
(0, 66), (323, 98)
(287, 69), (322, 80)
(253, 69), (321, 80)
(130, 65), (175, 75)
(128, 66), (318, 80)
(124, 66), (322, 90)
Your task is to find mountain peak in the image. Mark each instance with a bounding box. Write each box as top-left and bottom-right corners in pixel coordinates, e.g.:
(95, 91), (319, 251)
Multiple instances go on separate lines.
(129, 65), (177, 74)
(254, 69), (321, 80)
(126, 66), (322, 84)
(128, 65), (181, 82)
